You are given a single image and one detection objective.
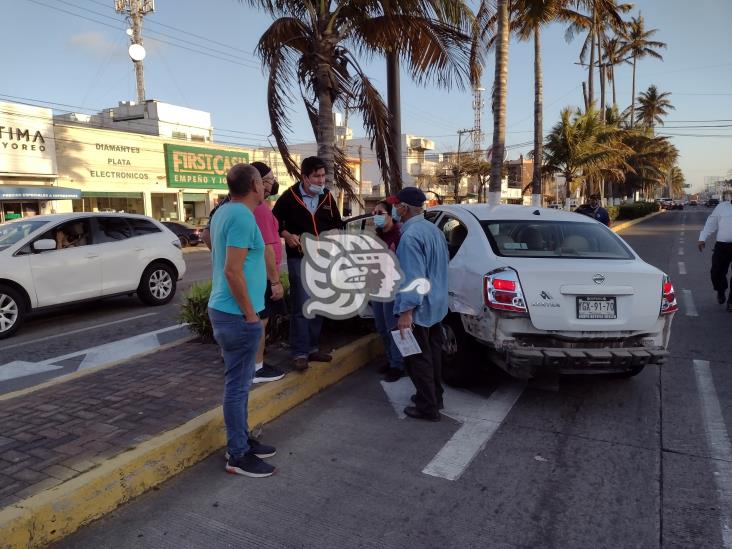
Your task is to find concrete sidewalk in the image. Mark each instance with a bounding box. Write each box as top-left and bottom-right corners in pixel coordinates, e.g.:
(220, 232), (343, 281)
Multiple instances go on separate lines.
(0, 327), (380, 548)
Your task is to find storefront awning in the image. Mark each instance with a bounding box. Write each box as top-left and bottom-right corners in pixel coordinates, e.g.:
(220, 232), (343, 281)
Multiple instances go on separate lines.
(81, 191), (143, 199)
(0, 186), (81, 200)
(182, 193), (207, 202)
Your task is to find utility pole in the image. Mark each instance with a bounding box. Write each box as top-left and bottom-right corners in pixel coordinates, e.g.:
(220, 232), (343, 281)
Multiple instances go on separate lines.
(455, 128), (472, 203)
(386, 53), (402, 194)
(472, 86), (485, 153)
(115, 0), (155, 104)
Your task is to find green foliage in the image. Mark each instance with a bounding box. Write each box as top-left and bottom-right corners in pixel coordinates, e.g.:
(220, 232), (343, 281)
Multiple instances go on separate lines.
(615, 201), (660, 221)
(178, 280), (213, 342)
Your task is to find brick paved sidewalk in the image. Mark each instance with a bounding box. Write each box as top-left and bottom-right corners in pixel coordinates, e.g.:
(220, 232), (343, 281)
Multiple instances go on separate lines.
(0, 319), (370, 509)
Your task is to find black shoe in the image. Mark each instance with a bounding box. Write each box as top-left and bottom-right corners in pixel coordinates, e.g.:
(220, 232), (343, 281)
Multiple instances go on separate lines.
(377, 362), (390, 374)
(225, 438), (276, 460)
(404, 406), (441, 422)
(308, 351), (332, 362)
(225, 453), (275, 477)
(383, 368), (404, 382)
(253, 364), (285, 384)
(410, 394), (444, 410)
(718, 291), (726, 304)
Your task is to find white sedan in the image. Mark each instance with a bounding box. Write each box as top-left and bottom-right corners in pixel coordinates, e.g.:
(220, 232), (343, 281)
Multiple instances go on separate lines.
(0, 213), (186, 339)
(427, 204), (676, 379)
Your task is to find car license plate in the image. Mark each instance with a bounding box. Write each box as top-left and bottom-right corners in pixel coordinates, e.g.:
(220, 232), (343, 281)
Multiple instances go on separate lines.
(577, 296), (617, 319)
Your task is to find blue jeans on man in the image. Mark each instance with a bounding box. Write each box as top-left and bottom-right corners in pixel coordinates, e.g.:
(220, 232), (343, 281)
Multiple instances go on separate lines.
(372, 300), (404, 372)
(209, 308), (263, 458)
(287, 257), (324, 358)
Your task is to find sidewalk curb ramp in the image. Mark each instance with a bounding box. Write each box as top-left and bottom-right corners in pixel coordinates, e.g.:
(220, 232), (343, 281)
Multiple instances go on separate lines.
(0, 334), (382, 549)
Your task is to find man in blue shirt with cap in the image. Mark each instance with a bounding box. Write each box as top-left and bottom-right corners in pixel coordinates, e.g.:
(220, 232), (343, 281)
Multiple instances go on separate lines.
(389, 187), (449, 422)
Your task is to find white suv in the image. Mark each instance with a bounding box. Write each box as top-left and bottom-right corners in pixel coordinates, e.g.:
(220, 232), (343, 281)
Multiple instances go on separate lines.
(0, 213), (186, 339)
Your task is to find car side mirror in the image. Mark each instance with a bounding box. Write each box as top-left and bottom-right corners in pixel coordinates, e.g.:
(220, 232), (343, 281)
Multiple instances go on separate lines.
(32, 239), (57, 252)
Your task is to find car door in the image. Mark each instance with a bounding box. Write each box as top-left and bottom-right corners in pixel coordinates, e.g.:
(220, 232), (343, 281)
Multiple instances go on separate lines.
(437, 213), (484, 316)
(28, 218), (102, 307)
(93, 216), (142, 294)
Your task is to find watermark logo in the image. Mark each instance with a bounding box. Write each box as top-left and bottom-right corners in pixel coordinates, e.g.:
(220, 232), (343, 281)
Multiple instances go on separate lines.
(300, 230), (430, 319)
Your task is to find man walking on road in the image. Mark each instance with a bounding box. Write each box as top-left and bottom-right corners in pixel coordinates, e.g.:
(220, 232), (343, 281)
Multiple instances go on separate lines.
(575, 193), (611, 226)
(390, 187), (449, 422)
(272, 156), (343, 372)
(698, 190), (732, 311)
(208, 164), (277, 477)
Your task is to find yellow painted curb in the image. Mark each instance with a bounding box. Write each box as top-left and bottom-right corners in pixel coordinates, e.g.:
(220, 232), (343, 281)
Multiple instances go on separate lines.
(611, 210), (663, 234)
(0, 333), (382, 549)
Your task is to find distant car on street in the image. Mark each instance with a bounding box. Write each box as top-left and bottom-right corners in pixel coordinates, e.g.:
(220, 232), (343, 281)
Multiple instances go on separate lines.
(162, 221), (203, 247)
(350, 205), (677, 381)
(706, 198), (720, 208)
(689, 200), (698, 206)
(0, 213), (186, 339)
(187, 217), (209, 229)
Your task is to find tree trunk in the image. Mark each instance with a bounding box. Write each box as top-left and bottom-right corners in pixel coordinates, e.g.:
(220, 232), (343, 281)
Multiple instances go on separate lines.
(598, 29), (606, 122)
(531, 25), (543, 207)
(611, 66), (617, 108)
(587, 11), (596, 109)
(386, 52), (402, 195)
(316, 60), (336, 189)
(630, 55), (637, 128)
(489, 0), (509, 205)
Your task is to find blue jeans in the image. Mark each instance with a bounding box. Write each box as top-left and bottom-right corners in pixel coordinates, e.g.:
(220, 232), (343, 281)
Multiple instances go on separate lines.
(209, 308), (263, 458)
(287, 257), (324, 359)
(372, 300), (404, 371)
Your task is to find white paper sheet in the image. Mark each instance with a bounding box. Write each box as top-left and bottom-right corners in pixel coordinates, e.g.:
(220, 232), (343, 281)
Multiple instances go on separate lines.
(390, 328), (422, 357)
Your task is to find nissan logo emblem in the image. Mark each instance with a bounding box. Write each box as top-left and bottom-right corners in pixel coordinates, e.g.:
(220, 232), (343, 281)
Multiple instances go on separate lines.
(593, 274), (606, 285)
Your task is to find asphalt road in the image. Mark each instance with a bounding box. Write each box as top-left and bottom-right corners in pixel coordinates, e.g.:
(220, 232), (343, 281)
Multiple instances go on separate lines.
(55, 207), (732, 549)
(0, 249), (211, 365)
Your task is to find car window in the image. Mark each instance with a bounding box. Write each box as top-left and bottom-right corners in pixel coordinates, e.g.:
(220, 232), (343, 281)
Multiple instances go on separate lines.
(96, 217), (132, 242)
(424, 210), (441, 224)
(128, 218), (161, 236)
(481, 220), (634, 259)
(345, 215), (377, 236)
(438, 215), (469, 260)
(36, 219), (92, 251)
(0, 219), (48, 252)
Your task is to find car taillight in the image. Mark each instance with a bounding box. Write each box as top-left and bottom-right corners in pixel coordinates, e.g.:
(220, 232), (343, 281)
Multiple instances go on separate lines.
(660, 274), (678, 315)
(483, 267), (528, 314)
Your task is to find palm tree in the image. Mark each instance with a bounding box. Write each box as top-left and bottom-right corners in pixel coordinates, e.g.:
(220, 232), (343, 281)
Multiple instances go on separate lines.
(621, 14), (666, 128)
(543, 107), (630, 199)
(635, 84), (674, 129)
(488, 0), (510, 205)
(602, 35), (630, 107)
(513, 0), (573, 206)
(622, 130), (678, 198)
(245, 1), (474, 196)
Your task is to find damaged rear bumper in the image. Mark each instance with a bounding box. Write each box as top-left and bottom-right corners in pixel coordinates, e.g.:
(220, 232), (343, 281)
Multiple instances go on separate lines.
(503, 346), (668, 378)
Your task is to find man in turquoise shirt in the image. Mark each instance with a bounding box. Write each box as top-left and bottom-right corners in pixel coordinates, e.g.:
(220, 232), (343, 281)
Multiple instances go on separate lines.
(390, 187), (449, 422)
(208, 163), (276, 478)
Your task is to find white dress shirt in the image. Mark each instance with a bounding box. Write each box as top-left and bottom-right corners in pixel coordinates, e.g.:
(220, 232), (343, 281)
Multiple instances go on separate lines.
(699, 201), (732, 243)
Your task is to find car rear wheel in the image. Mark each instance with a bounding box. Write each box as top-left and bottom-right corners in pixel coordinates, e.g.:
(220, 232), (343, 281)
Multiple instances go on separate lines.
(138, 262), (177, 306)
(0, 285), (25, 339)
(441, 314), (472, 387)
(178, 235), (189, 248)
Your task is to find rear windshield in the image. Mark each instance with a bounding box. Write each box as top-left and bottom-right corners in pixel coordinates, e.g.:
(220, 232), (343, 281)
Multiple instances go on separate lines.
(481, 220), (635, 259)
(0, 219), (49, 251)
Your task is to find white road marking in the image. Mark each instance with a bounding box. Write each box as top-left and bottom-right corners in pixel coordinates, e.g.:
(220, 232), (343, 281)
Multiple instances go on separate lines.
(678, 248), (685, 256)
(0, 312), (158, 352)
(0, 324), (189, 383)
(0, 361), (63, 382)
(678, 262), (687, 275)
(381, 377), (526, 481)
(694, 359), (732, 549)
(682, 289), (698, 317)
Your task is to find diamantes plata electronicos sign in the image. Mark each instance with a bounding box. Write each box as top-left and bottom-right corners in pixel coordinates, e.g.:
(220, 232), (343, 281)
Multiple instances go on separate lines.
(164, 144), (249, 189)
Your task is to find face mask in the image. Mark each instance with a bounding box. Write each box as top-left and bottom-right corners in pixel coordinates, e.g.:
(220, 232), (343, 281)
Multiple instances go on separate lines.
(308, 184), (324, 195)
(269, 181), (279, 196)
(373, 214), (386, 228)
(391, 205), (401, 222)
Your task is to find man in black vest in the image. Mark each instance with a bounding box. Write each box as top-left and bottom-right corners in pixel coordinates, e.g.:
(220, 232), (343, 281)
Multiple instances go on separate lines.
(272, 156), (343, 371)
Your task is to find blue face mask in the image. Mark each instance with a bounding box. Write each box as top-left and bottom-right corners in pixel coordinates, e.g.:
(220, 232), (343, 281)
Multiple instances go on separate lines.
(308, 184), (324, 195)
(391, 205), (401, 222)
(373, 214), (386, 228)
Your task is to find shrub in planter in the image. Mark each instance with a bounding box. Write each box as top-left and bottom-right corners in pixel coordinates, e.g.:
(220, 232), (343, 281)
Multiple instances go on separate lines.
(178, 280), (213, 342)
(616, 201), (660, 221)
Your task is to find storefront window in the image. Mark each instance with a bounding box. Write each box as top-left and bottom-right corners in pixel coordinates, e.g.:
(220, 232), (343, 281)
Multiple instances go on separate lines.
(151, 193), (180, 221)
(1, 201), (40, 223)
(73, 195), (143, 215)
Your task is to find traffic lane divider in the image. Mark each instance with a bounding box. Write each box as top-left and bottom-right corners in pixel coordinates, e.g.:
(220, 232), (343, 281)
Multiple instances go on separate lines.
(0, 333), (382, 549)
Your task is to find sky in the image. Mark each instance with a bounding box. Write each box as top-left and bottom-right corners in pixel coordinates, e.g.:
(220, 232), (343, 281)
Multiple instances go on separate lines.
(4, 0), (732, 193)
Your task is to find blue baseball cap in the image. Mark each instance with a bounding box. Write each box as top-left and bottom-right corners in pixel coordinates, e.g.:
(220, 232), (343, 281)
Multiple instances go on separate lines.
(386, 187), (427, 207)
